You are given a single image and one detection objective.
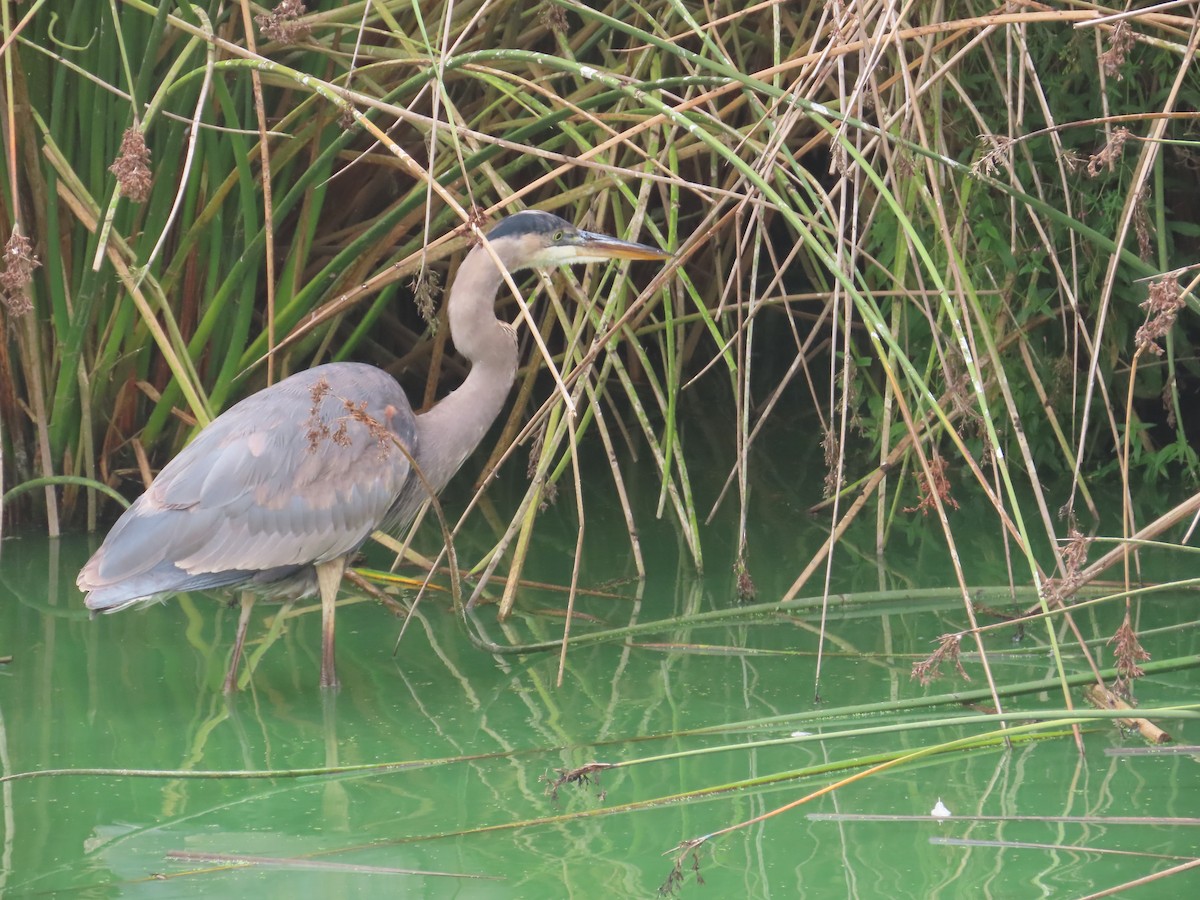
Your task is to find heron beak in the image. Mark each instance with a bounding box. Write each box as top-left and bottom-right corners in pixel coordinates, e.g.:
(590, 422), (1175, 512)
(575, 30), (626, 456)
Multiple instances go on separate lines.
(574, 230), (673, 263)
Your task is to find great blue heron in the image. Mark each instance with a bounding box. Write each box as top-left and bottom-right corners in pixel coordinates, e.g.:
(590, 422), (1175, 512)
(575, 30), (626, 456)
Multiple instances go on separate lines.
(77, 210), (670, 691)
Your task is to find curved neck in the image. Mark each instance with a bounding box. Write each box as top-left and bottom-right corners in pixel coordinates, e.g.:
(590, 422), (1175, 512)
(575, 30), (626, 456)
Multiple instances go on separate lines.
(413, 244), (519, 492)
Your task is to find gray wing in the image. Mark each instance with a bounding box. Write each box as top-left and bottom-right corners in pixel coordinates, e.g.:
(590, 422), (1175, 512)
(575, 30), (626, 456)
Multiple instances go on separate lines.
(78, 363), (416, 609)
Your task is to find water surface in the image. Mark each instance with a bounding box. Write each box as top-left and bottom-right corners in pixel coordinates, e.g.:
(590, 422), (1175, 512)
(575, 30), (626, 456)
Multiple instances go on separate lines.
(1, 499), (1198, 897)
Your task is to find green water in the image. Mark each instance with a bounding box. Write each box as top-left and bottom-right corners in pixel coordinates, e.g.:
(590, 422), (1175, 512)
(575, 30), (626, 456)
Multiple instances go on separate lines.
(2, 504), (1199, 897)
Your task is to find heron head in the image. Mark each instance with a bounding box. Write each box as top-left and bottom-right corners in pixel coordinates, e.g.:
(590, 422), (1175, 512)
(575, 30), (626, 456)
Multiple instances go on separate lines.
(483, 210), (671, 271)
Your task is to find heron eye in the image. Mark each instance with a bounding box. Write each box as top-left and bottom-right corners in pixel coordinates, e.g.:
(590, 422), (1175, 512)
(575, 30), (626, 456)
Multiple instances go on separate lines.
(552, 230), (565, 242)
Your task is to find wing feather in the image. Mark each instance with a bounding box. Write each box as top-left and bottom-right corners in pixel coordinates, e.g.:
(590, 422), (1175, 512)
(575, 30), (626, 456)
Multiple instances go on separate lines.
(78, 364), (417, 605)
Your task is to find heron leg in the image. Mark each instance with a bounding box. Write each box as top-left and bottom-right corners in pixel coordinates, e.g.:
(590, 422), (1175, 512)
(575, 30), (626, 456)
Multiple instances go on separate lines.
(315, 558), (346, 690)
(224, 591), (256, 694)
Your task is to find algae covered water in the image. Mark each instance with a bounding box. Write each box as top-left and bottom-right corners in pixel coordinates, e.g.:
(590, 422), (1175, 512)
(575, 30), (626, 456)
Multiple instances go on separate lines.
(1, 500), (1198, 896)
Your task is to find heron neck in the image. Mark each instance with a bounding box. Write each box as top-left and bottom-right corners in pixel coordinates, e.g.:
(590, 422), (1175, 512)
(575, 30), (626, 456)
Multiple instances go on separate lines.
(413, 246), (519, 492)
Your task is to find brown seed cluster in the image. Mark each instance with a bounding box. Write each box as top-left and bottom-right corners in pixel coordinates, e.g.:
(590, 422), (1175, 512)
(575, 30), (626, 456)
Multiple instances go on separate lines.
(305, 377), (334, 451)
(304, 377), (398, 462)
(541, 761), (613, 802)
(904, 451), (958, 515)
(1135, 277), (1184, 357)
(734, 555), (756, 603)
(0, 231), (39, 315)
(821, 424), (841, 499)
(1099, 21), (1135, 79)
(974, 133), (1013, 177)
(1132, 183), (1153, 260)
(109, 128), (153, 202)
(1109, 612), (1151, 697)
(1087, 126), (1129, 177)
(1042, 524), (1091, 607)
(538, 3), (568, 33)
(660, 840), (706, 895)
(256, 0), (310, 43)
(911, 631), (970, 686)
(410, 267), (442, 326)
(343, 397), (395, 460)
